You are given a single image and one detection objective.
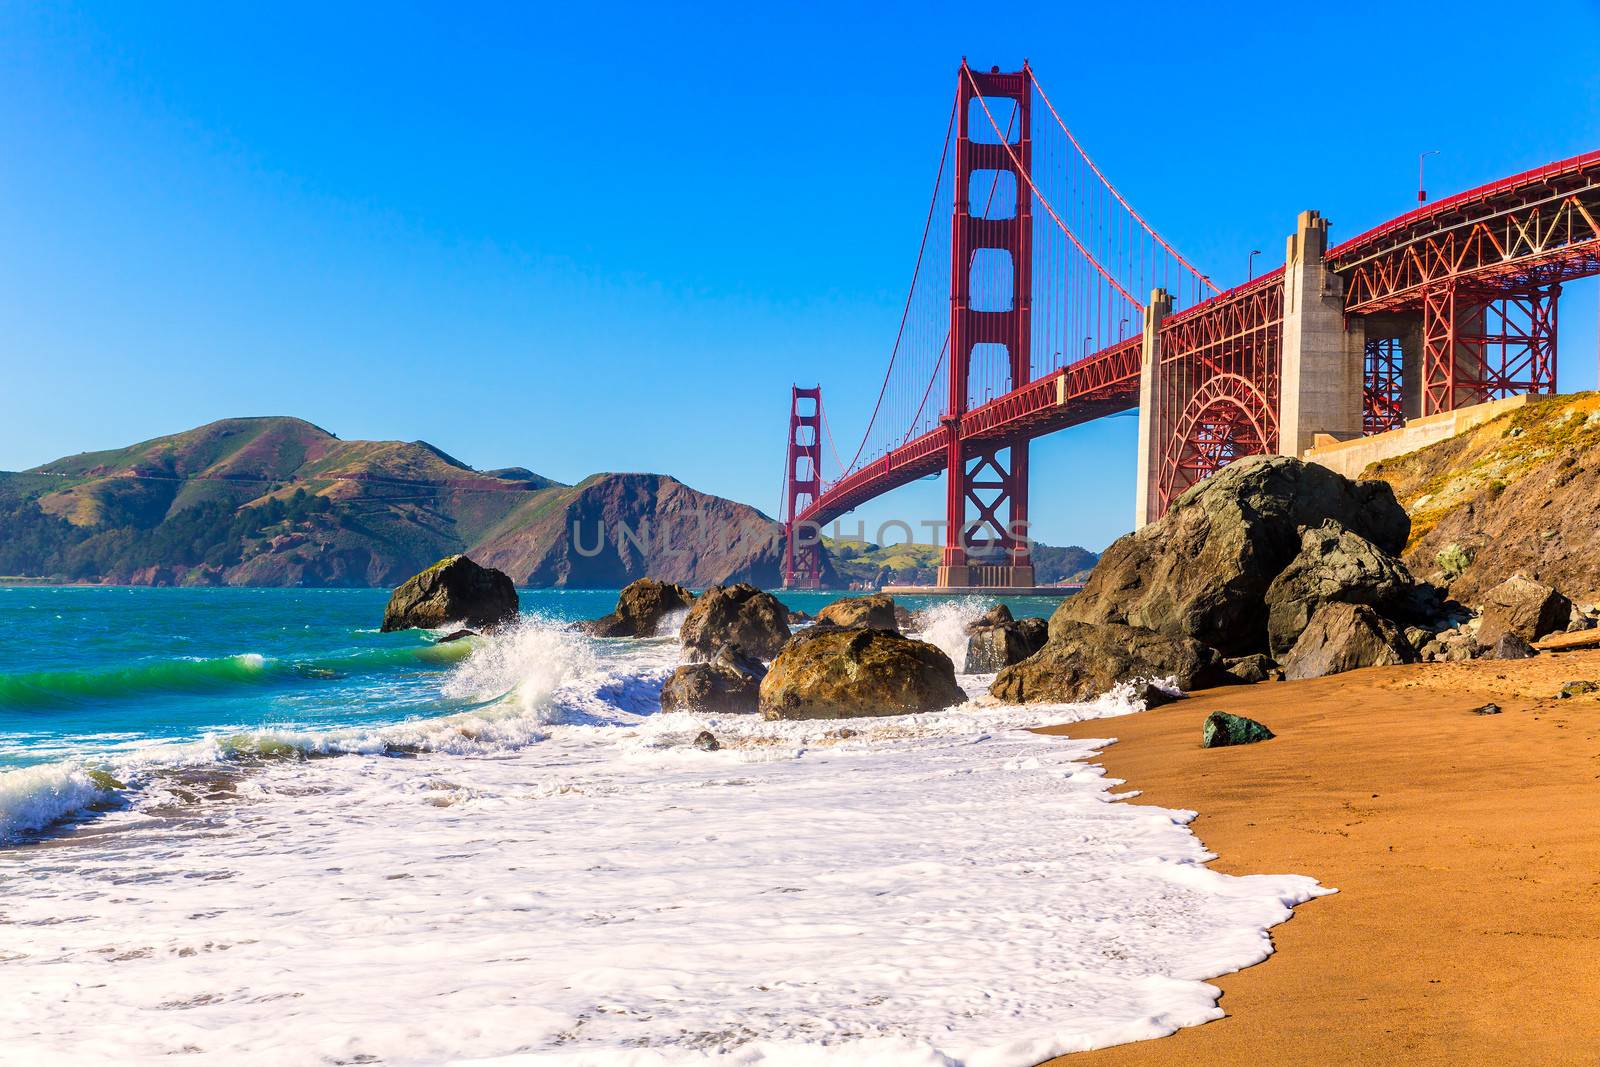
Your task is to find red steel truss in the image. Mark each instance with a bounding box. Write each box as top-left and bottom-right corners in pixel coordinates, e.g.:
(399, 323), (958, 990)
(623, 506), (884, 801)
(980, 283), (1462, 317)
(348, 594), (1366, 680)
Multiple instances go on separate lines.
(1363, 336), (1406, 434)
(1152, 276), (1283, 515)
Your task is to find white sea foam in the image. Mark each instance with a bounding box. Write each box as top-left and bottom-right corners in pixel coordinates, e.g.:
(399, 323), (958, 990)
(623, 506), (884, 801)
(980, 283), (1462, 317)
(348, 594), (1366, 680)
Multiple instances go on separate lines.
(0, 761), (113, 840)
(913, 597), (992, 672)
(0, 620), (1330, 1065)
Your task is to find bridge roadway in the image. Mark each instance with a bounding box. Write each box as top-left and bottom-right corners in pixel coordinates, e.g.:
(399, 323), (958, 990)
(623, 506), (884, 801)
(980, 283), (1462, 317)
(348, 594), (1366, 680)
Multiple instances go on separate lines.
(796, 148), (1600, 535)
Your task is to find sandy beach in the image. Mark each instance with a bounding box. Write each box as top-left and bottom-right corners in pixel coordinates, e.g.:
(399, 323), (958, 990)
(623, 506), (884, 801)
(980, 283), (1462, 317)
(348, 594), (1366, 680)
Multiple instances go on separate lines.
(1041, 648), (1600, 1065)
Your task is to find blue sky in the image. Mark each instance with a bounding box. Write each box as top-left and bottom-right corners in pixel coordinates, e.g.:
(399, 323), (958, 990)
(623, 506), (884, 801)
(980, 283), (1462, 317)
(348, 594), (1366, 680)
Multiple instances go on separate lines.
(2, 1), (1598, 551)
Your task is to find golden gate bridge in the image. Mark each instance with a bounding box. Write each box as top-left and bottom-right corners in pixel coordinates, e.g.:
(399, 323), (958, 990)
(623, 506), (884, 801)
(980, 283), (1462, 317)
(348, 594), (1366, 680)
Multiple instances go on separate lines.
(781, 60), (1600, 589)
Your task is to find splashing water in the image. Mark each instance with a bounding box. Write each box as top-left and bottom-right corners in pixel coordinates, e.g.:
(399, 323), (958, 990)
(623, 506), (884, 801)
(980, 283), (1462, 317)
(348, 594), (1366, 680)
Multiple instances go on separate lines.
(913, 597), (993, 673)
(442, 616), (597, 717)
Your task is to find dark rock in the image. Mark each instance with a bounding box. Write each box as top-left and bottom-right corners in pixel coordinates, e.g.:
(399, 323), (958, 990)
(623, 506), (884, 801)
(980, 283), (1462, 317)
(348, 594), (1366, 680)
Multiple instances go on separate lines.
(1471, 703), (1503, 716)
(436, 628), (479, 644)
(787, 609), (813, 624)
(759, 627), (964, 720)
(894, 605), (917, 632)
(680, 584), (791, 661)
(989, 620), (1227, 705)
(967, 604), (1014, 632)
(964, 621), (1033, 674)
(660, 644), (766, 715)
(1011, 617), (1048, 655)
(1264, 521), (1422, 658)
(1201, 711), (1276, 748)
(1476, 576), (1574, 646)
(1481, 632), (1535, 660)
(1557, 680), (1599, 699)
(1223, 653), (1276, 684)
(1132, 681), (1184, 709)
(581, 578), (695, 638)
(814, 593), (899, 631)
(381, 555), (519, 633)
(1281, 602), (1414, 680)
(1055, 456), (1410, 656)
(693, 730), (721, 751)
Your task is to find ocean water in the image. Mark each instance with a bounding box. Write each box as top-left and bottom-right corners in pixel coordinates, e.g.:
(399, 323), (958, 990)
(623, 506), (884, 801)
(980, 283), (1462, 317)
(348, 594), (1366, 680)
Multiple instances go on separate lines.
(0, 586), (1328, 1065)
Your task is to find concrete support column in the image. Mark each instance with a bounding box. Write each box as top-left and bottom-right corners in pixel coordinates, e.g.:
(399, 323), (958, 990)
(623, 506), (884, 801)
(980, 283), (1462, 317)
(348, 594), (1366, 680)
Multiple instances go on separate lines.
(1279, 210), (1365, 457)
(1134, 288), (1172, 528)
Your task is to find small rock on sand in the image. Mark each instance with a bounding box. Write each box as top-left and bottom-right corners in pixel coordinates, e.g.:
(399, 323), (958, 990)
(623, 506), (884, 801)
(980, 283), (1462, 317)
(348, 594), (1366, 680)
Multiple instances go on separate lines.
(1201, 711), (1276, 748)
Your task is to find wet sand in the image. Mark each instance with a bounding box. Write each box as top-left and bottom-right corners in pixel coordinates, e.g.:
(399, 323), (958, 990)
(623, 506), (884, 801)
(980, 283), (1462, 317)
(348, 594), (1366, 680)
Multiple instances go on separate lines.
(1039, 648), (1600, 1066)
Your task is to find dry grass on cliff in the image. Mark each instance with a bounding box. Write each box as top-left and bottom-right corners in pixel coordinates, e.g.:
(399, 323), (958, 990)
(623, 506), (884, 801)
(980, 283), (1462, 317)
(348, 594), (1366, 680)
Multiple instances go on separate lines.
(1364, 392), (1600, 604)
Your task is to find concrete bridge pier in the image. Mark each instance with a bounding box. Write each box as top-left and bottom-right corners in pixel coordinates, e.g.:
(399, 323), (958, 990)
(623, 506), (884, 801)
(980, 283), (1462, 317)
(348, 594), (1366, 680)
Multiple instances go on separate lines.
(1278, 209), (1366, 457)
(1134, 288), (1171, 528)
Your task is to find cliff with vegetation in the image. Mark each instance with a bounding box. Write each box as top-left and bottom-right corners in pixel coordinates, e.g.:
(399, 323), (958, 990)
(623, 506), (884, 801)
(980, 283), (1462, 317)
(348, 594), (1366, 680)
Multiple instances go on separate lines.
(1364, 392), (1600, 604)
(0, 417), (781, 588)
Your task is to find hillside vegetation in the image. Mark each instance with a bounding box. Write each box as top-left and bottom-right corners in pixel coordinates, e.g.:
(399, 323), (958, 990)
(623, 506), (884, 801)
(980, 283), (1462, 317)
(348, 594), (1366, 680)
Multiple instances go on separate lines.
(1364, 392), (1600, 604)
(823, 537), (1098, 587)
(0, 417), (782, 588)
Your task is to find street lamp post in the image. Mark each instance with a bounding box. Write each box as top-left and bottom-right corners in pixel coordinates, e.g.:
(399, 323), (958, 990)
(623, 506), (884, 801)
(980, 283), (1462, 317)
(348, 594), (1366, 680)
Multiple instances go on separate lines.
(1247, 249), (1262, 280)
(1418, 149), (1440, 204)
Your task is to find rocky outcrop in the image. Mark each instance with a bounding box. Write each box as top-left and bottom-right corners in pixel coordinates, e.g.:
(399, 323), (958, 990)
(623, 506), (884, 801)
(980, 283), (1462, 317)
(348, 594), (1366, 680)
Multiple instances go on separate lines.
(1362, 394), (1600, 604)
(990, 621), (1226, 705)
(1016, 617), (1049, 655)
(964, 622), (1033, 674)
(660, 645), (766, 714)
(1481, 632), (1535, 660)
(1056, 455), (1410, 657)
(814, 593), (899, 631)
(1223, 654), (1276, 684)
(1281, 602), (1414, 680)
(961, 606), (1041, 674)
(759, 627), (964, 720)
(1264, 521), (1422, 658)
(679, 583), (791, 661)
(380, 555), (519, 632)
(1202, 712), (1276, 748)
(1475, 575), (1573, 647)
(582, 578), (695, 638)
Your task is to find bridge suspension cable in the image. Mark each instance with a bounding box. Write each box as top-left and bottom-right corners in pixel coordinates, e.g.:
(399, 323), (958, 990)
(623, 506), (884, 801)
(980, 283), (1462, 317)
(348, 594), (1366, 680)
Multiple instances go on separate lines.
(1028, 71), (1219, 300)
(820, 61), (1216, 500)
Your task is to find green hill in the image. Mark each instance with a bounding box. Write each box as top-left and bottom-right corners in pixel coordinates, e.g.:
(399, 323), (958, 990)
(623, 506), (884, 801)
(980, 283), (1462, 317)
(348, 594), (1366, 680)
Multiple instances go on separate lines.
(0, 417), (780, 588)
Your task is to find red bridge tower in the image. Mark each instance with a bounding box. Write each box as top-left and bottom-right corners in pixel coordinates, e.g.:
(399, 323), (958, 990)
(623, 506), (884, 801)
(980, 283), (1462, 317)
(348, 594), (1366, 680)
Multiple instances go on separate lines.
(939, 63), (1035, 589)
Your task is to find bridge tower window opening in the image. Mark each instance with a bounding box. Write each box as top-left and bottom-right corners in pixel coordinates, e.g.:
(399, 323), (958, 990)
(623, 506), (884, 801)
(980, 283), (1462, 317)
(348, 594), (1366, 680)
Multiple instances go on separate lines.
(969, 249), (1015, 313)
(968, 170), (1017, 219)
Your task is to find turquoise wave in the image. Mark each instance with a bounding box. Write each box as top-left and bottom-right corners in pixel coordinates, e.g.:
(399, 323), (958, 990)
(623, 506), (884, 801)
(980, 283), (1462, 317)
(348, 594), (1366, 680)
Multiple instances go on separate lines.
(0, 642), (475, 710)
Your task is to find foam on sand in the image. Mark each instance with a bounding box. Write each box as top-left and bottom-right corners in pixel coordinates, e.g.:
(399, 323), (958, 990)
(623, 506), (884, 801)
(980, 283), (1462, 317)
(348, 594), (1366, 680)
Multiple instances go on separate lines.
(0, 617), (1329, 1065)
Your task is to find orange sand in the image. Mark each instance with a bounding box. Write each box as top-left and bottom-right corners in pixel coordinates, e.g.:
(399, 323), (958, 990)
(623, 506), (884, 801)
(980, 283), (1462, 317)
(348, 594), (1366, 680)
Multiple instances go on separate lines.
(1038, 648), (1600, 1066)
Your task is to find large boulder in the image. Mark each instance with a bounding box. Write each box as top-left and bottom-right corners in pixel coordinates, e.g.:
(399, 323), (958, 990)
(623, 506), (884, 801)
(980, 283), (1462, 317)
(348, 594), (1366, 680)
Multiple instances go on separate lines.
(759, 627), (964, 720)
(990, 620), (1227, 705)
(1475, 576), (1574, 646)
(814, 593), (899, 632)
(582, 578), (695, 638)
(680, 583), (791, 661)
(381, 555), (519, 633)
(964, 622), (1033, 674)
(1264, 521), (1421, 658)
(1016, 617), (1050, 655)
(1281, 602), (1414, 680)
(967, 604), (1014, 631)
(1055, 456), (1409, 656)
(660, 645), (766, 715)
